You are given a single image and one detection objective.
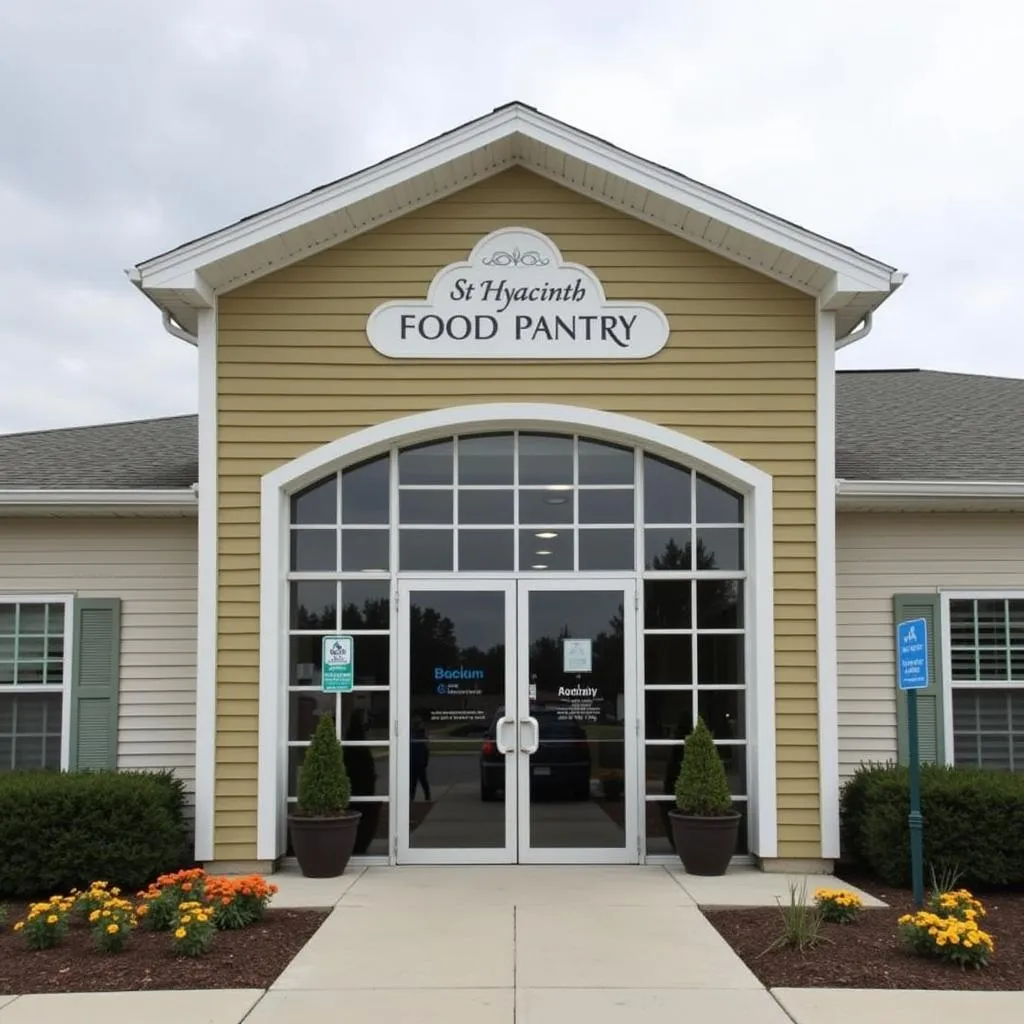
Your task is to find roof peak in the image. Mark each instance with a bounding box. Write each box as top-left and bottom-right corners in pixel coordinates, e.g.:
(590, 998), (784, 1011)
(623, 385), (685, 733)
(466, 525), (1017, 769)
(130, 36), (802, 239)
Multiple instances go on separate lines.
(132, 103), (901, 342)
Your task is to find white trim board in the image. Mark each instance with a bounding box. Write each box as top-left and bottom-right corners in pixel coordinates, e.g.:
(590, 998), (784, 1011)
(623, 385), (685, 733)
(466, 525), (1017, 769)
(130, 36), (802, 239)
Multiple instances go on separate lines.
(193, 306), (218, 862)
(0, 489), (196, 511)
(816, 308), (840, 860)
(836, 479), (1024, 512)
(255, 403), (779, 862)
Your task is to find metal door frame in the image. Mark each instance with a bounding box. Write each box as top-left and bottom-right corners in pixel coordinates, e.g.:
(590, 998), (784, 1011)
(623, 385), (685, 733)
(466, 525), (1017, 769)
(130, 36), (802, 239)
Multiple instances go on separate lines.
(396, 579), (517, 864)
(516, 576), (639, 864)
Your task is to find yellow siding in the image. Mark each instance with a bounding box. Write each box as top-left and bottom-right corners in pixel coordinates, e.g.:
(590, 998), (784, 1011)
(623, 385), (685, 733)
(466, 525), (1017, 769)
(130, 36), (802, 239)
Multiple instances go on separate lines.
(214, 167), (820, 857)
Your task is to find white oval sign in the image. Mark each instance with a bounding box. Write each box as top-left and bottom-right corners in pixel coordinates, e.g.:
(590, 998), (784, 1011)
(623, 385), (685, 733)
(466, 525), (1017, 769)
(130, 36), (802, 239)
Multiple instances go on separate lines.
(367, 227), (669, 360)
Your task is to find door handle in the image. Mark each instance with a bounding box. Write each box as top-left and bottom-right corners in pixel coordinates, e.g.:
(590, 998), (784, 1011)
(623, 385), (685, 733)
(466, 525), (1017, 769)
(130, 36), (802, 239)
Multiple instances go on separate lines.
(495, 716), (516, 755)
(520, 716), (540, 755)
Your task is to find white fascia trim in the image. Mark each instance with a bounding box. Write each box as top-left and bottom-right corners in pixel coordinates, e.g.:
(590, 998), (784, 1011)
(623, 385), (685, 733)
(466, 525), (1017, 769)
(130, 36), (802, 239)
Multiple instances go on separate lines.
(136, 110), (525, 289)
(193, 307), (217, 862)
(816, 309), (840, 860)
(514, 112), (895, 294)
(837, 479), (1024, 499)
(135, 105), (895, 299)
(0, 489), (196, 509)
(256, 403), (778, 861)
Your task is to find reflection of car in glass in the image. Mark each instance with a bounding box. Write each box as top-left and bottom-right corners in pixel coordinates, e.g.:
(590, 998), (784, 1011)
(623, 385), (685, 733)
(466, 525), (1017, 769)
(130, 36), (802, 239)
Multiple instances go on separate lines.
(480, 705), (592, 801)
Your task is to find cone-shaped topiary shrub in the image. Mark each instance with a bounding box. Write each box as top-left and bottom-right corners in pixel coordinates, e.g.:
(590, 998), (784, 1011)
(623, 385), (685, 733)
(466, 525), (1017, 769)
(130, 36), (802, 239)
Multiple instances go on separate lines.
(674, 717), (735, 816)
(295, 713), (352, 817)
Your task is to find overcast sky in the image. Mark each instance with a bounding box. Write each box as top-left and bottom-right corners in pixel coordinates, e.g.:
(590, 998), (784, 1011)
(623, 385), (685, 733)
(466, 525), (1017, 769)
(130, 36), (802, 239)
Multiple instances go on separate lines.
(2, 1), (1021, 434)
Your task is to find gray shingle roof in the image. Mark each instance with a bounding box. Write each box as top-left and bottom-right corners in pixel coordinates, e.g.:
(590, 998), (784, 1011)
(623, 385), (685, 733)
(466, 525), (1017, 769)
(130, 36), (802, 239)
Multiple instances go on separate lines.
(0, 415), (198, 489)
(0, 370), (1021, 489)
(836, 370), (1024, 482)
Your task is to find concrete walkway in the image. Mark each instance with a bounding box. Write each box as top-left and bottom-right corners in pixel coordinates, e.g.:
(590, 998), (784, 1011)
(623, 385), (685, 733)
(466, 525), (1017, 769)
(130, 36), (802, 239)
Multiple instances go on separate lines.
(2, 866), (1022, 1022)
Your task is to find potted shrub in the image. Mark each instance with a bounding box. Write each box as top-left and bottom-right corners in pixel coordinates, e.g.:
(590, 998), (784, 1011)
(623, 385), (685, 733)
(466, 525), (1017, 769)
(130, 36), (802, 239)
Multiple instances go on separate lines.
(668, 717), (741, 875)
(288, 713), (361, 877)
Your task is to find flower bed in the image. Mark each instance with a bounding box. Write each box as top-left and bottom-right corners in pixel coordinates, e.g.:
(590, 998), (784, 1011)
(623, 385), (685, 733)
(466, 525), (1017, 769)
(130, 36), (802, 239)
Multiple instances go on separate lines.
(705, 879), (1024, 991)
(0, 869), (327, 994)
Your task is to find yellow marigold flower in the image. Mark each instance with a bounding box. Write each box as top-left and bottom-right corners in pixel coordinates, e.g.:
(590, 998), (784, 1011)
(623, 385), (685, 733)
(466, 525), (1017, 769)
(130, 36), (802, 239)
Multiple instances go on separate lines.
(46, 914), (58, 924)
(107, 924), (119, 934)
(181, 915), (192, 924)
(174, 927), (187, 939)
(13, 922), (24, 932)
(89, 910), (100, 922)
(102, 909), (111, 917)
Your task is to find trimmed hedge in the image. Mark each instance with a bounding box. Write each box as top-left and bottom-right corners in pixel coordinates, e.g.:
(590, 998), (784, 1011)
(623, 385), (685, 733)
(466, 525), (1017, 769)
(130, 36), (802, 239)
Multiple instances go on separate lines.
(840, 762), (1024, 888)
(0, 770), (189, 898)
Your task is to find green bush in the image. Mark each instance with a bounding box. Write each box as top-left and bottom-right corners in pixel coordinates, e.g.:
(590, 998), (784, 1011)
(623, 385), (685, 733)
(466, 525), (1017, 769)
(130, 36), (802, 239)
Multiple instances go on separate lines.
(840, 762), (1024, 888)
(0, 770), (189, 898)
(674, 717), (734, 816)
(295, 713), (351, 816)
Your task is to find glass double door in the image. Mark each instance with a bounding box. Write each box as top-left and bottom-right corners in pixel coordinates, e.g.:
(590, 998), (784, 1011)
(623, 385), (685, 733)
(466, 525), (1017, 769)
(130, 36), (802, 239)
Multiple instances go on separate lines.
(397, 579), (637, 863)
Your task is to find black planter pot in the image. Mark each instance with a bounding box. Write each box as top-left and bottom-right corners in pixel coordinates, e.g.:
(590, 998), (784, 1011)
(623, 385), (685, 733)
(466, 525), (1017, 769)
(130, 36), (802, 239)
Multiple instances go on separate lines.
(668, 810), (741, 876)
(288, 811), (362, 878)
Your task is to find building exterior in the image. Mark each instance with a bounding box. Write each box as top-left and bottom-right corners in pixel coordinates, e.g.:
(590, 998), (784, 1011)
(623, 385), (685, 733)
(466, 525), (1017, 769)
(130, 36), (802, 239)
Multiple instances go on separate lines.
(1, 105), (1022, 873)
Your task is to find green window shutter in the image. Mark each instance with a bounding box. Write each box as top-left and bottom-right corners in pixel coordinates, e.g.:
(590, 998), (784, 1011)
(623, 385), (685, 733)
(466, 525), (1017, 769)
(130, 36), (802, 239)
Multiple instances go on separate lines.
(69, 598), (122, 771)
(893, 593), (945, 766)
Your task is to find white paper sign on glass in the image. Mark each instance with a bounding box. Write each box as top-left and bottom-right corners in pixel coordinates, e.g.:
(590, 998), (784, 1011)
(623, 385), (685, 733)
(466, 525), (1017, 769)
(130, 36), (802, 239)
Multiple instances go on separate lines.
(563, 638), (593, 673)
(367, 227), (670, 360)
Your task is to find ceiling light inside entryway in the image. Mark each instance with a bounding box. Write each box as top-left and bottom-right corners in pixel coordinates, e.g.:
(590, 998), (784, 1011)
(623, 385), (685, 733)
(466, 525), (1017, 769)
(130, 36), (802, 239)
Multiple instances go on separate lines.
(535, 531), (558, 539)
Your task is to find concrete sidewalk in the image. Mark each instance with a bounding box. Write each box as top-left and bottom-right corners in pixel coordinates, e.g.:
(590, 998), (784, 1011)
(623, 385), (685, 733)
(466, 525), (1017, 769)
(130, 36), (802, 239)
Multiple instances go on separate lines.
(2, 866), (1022, 1022)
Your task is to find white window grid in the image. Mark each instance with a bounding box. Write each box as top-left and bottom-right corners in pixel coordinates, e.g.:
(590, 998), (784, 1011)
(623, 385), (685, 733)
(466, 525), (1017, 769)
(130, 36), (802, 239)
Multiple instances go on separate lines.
(942, 593), (1024, 772)
(0, 596), (74, 771)
(288, 434), (746, 577)
(285, 434), (750, 841)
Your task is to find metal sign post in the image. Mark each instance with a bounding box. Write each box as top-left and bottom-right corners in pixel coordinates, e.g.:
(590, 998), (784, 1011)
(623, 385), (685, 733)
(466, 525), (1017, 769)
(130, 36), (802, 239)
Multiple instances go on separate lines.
(896, 617), (929, 907)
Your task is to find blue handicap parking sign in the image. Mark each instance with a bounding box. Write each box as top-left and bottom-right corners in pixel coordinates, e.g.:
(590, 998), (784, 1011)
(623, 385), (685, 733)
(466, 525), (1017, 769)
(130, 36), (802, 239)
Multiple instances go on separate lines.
(896, 618), (929, 691)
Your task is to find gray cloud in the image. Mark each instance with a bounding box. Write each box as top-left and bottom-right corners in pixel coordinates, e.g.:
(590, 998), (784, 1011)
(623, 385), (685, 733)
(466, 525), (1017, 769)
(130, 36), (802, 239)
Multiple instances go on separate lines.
(2, 0), (1021, 433)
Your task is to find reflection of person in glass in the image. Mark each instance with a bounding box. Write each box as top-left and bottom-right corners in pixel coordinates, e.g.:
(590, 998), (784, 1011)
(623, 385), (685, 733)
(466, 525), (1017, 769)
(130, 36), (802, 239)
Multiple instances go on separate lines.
(409, 714), (431, 802)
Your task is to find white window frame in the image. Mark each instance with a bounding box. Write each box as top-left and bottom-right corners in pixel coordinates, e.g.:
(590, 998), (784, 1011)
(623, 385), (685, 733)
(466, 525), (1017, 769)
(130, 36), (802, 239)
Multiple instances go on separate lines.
(940, 589), (1024, 768)
(0, 595), (75, 770)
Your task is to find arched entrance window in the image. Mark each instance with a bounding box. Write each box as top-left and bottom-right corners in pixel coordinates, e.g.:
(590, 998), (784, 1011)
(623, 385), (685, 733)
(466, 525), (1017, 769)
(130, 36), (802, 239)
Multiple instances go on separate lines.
(284, 431), (748, 863)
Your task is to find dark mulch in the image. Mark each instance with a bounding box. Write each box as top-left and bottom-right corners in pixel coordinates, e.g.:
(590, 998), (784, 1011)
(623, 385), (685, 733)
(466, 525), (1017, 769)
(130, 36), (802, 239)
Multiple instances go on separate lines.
(0, 906), (328, 994)
(704, 878), (1024, 991)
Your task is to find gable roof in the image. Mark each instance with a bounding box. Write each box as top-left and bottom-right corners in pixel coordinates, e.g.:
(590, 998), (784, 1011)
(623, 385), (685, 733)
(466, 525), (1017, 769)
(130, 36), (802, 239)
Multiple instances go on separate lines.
(2, 371), (1021, 498)
(130, 102), (903, 342)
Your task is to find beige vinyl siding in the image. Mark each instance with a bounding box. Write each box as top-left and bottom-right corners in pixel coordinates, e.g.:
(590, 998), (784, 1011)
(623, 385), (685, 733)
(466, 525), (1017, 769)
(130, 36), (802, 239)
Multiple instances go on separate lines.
(837, 510), (1024, 778)
(216, 166), (819, 860)
(0, 516), (197, 797)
